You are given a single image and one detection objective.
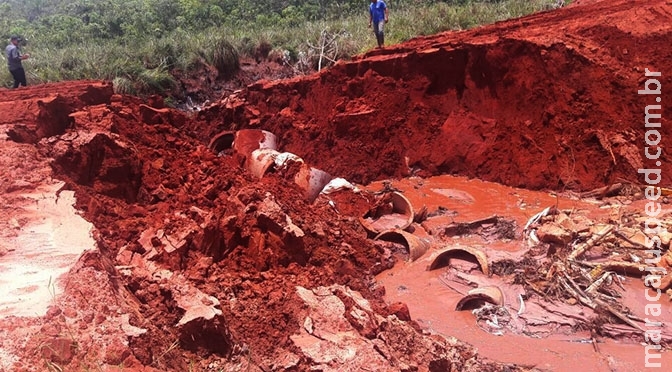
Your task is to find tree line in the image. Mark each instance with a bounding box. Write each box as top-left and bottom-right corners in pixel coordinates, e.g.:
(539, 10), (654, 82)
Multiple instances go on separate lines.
(0, 0), (556, 95)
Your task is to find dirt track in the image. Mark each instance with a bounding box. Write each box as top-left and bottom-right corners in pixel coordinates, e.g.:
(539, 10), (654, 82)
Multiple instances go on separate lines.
(0, 0), (671, 371)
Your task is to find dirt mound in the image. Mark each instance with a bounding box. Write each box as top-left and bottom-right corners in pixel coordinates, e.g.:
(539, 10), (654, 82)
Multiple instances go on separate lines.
(1, 89), (524, 371)
(1, 88), (520, 370)
(0, 81), (113, 143)
(193, 0), (671, 190)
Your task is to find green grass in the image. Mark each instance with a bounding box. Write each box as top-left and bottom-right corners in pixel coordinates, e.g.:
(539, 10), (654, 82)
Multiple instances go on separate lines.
(3, 0), (558, 94)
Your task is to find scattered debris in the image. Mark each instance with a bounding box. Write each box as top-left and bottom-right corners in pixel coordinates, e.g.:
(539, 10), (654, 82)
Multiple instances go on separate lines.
(443, 215), (518, 241)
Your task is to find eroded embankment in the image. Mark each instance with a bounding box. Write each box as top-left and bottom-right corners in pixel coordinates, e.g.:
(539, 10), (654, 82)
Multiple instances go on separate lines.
(1, 87), (520, 370)
(0, 81), (113, 143)
(193, 0), (672, 190)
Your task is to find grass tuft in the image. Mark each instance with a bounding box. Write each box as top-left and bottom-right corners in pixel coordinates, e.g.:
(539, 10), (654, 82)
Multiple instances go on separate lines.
(136, 66), (177, 95)
(206, 37), (240, 79)
(112, 76), (135, 95)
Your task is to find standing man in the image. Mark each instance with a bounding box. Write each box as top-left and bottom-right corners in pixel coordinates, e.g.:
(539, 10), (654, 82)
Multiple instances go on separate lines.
(6, 36), (29, 88)
(369, 0), (389, 48)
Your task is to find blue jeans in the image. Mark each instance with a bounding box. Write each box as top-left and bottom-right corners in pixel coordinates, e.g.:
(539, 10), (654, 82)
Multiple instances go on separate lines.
(373, 21), (385, 47)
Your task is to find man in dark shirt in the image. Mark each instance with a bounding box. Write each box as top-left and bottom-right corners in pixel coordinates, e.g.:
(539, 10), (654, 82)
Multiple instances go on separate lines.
(5, 36), (30, 88)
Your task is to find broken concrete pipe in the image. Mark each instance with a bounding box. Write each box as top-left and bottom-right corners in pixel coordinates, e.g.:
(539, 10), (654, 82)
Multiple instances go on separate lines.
(248, 148), (282, 178)
(374, 229), (430, 262)
(248, 149), (306, 179)
(233, 129), (278, 156)
(207, 129), (278, 156)
(360, 192), (415, 235)
(294, 165), (333, 203)
(455, 286), (504, 311)
(209, 129), (333, 202)
(247, 149), (332, 202)
(427, 246), (490, 276)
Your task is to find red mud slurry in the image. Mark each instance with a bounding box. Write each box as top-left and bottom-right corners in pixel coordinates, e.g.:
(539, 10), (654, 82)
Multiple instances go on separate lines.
(379, 264), (672, 372)
(368, 175), (599, 224)
(1, 0), (672, 371)
(372, 175), (672, 372)
(0, 183), (95, 318)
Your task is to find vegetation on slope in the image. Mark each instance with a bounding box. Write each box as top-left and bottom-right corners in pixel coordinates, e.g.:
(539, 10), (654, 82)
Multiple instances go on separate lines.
(0, 0), (559, 95)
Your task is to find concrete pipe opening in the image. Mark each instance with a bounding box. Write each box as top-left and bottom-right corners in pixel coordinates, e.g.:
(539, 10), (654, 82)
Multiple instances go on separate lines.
(208, 131), (235, 153)
(360, 192), (414, 235)
(455, 286), (504, 311)
(374, 229), (430, 262)
(428, 246), (490, 275)
(248, 148), (281, 179)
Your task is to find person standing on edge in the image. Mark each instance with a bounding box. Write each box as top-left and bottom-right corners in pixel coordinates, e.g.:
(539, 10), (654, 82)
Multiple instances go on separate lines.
(6, 35), (29, 88)
(369, 0), (389, 48)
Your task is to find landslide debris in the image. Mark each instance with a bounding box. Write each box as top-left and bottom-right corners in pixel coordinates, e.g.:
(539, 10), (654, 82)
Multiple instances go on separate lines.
(0, 89), (522, 371)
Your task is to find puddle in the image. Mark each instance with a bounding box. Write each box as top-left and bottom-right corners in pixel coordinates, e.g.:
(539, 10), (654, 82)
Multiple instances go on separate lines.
(0, 182), (94, 318)
(370, 175), (672, 371)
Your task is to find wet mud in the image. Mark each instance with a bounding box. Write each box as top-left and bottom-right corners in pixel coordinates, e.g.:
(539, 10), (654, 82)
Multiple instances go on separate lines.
(373, 175), (672, 372)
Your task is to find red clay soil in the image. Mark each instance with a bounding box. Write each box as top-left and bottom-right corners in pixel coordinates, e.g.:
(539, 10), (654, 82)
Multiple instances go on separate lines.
(0, 93), (521, 371)
(193, 0), (672, 190)
(0, 90), (512, 370)
(0, 0), (671, 371)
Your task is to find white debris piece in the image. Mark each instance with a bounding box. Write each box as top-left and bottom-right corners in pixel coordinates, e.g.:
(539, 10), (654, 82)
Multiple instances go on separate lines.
(320, 178), (360, 195)
(275, 152), (304, 168)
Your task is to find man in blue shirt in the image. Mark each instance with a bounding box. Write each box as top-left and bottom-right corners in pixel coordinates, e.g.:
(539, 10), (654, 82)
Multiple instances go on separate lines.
(369, 0), (389, 48)
(5, 36), (30, 88)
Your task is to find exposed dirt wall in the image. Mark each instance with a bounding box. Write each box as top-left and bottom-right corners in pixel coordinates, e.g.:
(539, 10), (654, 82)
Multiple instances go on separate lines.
(194, 0), (672, 190)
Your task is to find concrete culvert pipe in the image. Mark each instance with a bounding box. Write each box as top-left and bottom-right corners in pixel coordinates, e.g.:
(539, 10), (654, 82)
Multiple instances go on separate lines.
(374, 229), (430, 262)
(208, 131), (235, 153)
(360, 192), (415, 235)
(428, 246), (490, 275)
(233, 129), (278, 157)
(294, 165), (332, 203)
(248, 149), (306, 179)
(248, 148), (281, 179)
(455, 286), (504, 311)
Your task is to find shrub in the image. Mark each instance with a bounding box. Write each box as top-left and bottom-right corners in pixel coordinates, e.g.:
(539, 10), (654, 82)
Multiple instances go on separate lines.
(143, 39), (179, 69)
(206, 37), (240, 78)
(236, 36), (256, 58)
(254, 39), (272, 62)
(135, 66), (177, 95)
(60, 54), (82, 71)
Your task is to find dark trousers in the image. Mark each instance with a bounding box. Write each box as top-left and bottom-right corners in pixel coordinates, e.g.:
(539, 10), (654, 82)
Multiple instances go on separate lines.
(10, 67), (27, 88)
(373, 21), (385, 47)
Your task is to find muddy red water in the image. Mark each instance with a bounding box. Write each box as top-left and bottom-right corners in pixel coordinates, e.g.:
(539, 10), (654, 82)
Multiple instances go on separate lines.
(372, 175), (672, 372)
(1, 0), (672, 371)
